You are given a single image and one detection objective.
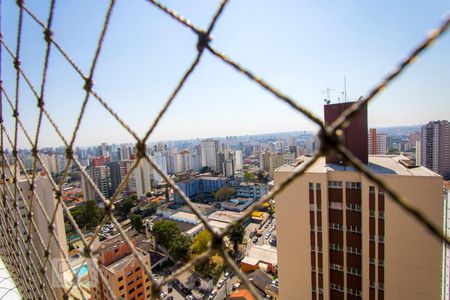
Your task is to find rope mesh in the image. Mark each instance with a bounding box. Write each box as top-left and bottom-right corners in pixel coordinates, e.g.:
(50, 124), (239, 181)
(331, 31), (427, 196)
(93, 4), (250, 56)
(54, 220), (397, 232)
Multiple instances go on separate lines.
(0, 0), (449, 299)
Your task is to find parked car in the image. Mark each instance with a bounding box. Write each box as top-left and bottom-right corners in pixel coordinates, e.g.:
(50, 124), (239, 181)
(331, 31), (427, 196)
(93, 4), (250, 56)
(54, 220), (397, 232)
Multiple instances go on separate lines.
(253, 237), (258, 243)
(217, 279), (225, 288)
(160, 292), (167, 298)
(208, 289), (217, 299)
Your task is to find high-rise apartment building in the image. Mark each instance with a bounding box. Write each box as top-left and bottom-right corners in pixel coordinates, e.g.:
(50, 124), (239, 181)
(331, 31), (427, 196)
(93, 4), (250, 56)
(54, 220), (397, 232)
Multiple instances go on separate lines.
(275, 102), (445, 300)
(369, 129), (388, 155)
(200, 140), (219, 172)
(175, 150), (191, 173)
(260, 152), (285, 178)
(151, 152), (168, 186)
(88, 238), (151, 300)
(2, 168), (68, 298)
(41, 153), (58, 175)
(234, 150), (243, 171)
(420, 120), (450, 180)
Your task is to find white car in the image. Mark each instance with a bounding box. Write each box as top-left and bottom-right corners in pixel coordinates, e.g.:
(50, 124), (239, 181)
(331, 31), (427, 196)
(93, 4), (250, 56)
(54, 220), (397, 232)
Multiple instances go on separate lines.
(208, 289), (217, 299)
(217, 279), (225, 288)
(160, 292), (167, 298)
(224, 272), (230, 278)
(186, 295), (194, 300)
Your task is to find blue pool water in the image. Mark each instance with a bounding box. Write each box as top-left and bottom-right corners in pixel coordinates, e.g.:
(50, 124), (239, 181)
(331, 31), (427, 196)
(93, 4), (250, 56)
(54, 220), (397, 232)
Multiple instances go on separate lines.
(74, 264), (88, 277)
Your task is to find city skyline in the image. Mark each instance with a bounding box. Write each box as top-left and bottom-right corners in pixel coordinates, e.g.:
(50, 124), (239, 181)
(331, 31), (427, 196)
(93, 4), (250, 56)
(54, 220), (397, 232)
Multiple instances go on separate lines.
(1, 1), (449, 147)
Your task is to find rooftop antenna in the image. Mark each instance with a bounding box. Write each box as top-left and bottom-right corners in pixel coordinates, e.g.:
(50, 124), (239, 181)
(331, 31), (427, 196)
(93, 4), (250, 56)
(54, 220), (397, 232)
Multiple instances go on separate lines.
(344, 76), (347, 102)
(322, 87), (334, 104)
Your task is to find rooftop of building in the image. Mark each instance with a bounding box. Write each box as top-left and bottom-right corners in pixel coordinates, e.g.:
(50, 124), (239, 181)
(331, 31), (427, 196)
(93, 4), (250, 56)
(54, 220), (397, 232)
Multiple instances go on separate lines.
(104, 247), (148, 272)
(229, 289), (256, 300)
(247, 245), (278, 266)
(168, 211), (201, 224)
(208, 210), (247, 224)
(277, 155), (441, 177)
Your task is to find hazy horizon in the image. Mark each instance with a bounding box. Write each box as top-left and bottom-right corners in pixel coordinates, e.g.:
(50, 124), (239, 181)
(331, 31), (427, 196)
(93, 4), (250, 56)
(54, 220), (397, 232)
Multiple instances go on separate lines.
(1, 1), (449, 148)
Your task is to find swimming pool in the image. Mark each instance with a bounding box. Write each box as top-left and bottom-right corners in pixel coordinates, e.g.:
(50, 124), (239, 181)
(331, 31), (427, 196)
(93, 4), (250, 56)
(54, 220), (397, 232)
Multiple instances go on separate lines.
(74, 264), (88, 278)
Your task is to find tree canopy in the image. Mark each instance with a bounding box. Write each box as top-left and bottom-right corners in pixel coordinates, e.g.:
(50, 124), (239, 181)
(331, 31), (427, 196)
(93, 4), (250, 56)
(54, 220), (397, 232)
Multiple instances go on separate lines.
(116, 196), (136, 217)
(190, 230), (212, 255)
(169, 234), (191, 262)
(131, 214), (143, 231)
(214, 187), (236, 202)
(152, 220), (181, 249)
(71, 200), (102, 230)
(229, 224), (245, 254)
(244, 172), (256, 182)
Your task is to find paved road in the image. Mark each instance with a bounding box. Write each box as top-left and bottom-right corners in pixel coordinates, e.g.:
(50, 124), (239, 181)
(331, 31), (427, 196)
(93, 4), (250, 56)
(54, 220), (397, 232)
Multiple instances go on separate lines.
(245, 217), (276, 249)
(208, 272), (239, 300)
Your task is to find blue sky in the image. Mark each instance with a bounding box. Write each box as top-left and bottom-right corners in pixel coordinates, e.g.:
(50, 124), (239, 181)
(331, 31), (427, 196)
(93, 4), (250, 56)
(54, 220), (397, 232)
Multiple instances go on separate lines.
(1, 0), (449, 147)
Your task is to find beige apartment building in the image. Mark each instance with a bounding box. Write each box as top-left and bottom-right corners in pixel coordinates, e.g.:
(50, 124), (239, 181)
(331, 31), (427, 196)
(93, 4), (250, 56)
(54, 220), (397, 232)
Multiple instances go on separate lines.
(275, 155), (443, 300)
(275, 101), (444, 300)
(88, 238), (152, 300)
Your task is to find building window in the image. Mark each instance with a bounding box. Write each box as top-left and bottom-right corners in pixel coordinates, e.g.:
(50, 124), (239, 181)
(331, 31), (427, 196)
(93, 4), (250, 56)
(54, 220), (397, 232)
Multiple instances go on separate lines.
(379, 260), (384, 267)
(369, 186), (375, 194)
(347, 225), (361, 233)
(118, 276), (123, 282)
(330, 202), (343, 210)
(119, 285), (124, 291)
(379, 211), (385, 219)
(348, 267), (361, 276)
(310, 203), (315, 211)
(378, 283), (384, 291)
(135, 266), (141, 272)
(330, 243), (344, 252)
(329, 223), (343, 230)
(309, 183), (314, 190)
(369, 235), (375, 242)
(129, 288), (135, 294)
(370, 258), (376, 265)
(378, 189), (384, 196)
(328, 181), (342, 189)
(346, 203), (361, 212)
(317, 226), (322, 233)
(347, 247), (361, 255)
(330, 264), (343, 272)
(127, 272), (133, 277)
(330, 283), (344, 292)
(370, 210), (375, 217)
(378, 235), (384, 243)
(316, 183), (321, 190)
(346, 182), (361, 189)
(128, 280), (134, 286)
(137, 283), (142, 289)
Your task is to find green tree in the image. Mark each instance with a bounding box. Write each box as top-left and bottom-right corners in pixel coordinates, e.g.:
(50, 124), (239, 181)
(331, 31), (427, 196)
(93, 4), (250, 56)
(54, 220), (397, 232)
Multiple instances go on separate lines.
(214, 187), (236, 202)
(117, 197), (135, 217)
(169, 234), (191, 262)
(84, 200), (102, 229)
(244, 172), (255, 182)
(140, 203), (157, 218)
(229, 224), (245, 254)
(131, 214), (143, 232)
(268, 202), (275, 217)
(257, 170), (269, 184)
(71, 200), (102, 230)
(152, 220), (181, 249)
(190, 230), (212, 255)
